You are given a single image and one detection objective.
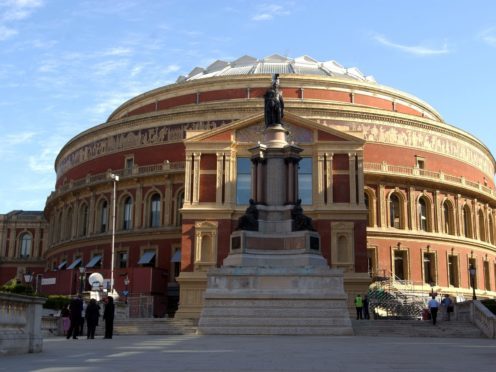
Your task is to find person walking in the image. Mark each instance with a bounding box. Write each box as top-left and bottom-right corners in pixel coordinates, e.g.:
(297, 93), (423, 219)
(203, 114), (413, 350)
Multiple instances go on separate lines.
(60, 304), (70, 336)
(85, 298), (100, 339)
(363, 294), (370, 320)
(443, 294), (454, 321)
(428, 295), (440, 325)
(354, 294), (363, 320)
(103, 296), (115, 339)
(66, 296), (83, 339)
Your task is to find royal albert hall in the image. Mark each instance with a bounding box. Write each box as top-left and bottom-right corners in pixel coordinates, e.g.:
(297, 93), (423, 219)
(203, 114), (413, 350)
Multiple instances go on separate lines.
(2, 54), (496, 317)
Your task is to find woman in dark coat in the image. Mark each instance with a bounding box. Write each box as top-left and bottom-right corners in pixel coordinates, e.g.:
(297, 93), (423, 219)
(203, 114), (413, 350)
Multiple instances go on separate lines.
(85, 299), (100, 339)
(103, 296), (115, 339)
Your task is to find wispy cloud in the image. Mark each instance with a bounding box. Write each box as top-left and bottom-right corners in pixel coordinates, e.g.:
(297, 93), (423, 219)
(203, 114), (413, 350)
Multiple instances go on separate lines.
(28, 147), (57, 173)
(0, 0), (44, 41)
(373, 34), (450, 56)
(478, 27), (496, 47)
(0, 131), (36, 146)
(252, 3), (291, 21)
(0, 24), (16, 40)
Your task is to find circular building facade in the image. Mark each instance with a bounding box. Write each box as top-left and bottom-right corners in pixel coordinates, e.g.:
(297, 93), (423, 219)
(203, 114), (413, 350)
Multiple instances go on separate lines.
(43, 54), (496, 317)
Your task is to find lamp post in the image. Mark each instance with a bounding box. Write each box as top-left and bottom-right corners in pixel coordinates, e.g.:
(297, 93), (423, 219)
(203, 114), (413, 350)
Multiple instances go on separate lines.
(123, 275), (130, 304)
(468, 264), (477, 300)
(79, 266), (86, 294)
(23, 271), (33, 292)
(110, 173), (119, 295)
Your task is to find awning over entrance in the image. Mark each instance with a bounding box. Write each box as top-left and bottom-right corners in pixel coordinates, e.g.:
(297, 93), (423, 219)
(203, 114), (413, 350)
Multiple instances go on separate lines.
(67, 257), (82, 269)
(57, 260), (67, 270)
(85, 255), (102, 268)
(137, 251), (156, 265)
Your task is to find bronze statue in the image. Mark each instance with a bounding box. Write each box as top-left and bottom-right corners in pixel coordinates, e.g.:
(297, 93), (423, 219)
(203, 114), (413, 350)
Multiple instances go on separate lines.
(292, 199), (315, 231)
(236, 199), (259, 231)
(264, 74), (284, 127)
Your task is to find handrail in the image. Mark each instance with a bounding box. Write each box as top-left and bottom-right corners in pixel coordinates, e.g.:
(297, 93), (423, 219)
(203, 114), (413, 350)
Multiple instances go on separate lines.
(456, 300), (496, 338)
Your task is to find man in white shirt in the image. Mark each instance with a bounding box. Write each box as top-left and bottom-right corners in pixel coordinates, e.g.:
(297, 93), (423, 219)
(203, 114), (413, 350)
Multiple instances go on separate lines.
(428, 295), (440, 325)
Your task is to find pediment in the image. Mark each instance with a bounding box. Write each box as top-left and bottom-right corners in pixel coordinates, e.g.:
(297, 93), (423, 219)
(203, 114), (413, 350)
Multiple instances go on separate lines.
(184, 111), (364, 146)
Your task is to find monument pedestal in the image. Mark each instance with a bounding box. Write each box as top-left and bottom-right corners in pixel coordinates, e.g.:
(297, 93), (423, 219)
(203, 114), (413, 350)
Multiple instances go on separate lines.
(198, 100), (352, 335)
(197, 266), (353, 335)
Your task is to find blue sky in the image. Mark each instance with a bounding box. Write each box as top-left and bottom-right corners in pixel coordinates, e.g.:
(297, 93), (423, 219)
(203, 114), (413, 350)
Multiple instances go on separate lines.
(1, 0), (496, 213)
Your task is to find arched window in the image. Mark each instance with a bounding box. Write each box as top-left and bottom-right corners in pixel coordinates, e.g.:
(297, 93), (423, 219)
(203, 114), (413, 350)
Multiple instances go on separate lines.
(65, 207), (73, 240)
(364, 193), (371, 227)
(442, 201), (454, 235)
(150, 193), (161, 227)
(99, 200), (108, 233)
(462, 205), (472, 238)
(478, 209), (486, 242)
(19, 233), (32, 258)
(123, 196), (133, 230)
(418, 197), (428, 231)
(389, 193), (401, 229)
(175, 190), (184, 226)
(79, 204), (88, 237)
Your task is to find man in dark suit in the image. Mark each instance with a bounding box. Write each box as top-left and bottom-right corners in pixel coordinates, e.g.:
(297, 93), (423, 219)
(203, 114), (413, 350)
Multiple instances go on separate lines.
(66, 296), (83, 339)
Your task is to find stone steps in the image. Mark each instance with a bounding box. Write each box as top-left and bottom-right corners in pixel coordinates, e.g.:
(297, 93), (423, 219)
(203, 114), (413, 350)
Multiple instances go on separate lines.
(197, 326), (353, 335)
(352, 320), (485, 338)
(90, 318), (197, 336)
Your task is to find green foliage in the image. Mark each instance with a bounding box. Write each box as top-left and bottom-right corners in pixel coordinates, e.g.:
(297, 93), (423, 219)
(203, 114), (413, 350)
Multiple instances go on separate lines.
(481, 299), (496, 315)
(43, 295), (71, 310)
(0, 279), (34, 295)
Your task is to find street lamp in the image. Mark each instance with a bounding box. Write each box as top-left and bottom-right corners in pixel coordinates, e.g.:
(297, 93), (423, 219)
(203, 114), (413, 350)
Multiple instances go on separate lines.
(23, 271), (33, 290)
(468, 264), (477, 300)
(123, 275), (130, 304)
(110, 173), (120, 295)
(79, 266), (86, 294)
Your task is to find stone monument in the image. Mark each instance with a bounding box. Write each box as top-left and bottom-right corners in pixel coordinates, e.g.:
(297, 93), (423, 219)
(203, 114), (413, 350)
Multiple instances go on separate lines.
(197, 75), (353, 335)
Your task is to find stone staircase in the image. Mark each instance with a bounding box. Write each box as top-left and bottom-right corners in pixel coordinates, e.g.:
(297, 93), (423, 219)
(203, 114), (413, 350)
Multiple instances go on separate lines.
(198, 298), (353, 335)
(352, 319), (485, 338)
(91, 318), (197, 336)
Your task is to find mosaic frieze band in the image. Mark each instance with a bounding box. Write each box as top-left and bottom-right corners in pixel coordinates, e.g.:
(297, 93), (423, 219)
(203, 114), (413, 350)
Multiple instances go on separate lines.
(316, 119), (493, 177)
(56, 120), (232, 178)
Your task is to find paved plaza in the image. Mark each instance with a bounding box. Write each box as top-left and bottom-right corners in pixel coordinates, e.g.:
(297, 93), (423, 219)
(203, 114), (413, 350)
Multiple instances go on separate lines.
(1, 334), (495, 371)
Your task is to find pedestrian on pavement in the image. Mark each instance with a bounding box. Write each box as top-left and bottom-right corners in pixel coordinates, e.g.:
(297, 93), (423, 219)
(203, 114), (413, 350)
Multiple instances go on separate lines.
(443, 294), (454, 321)
(103, 296), (115, 339)
(363, 294), (370, 319)
(79, 299), (87, 336)
(85, 298), (100, 339)
(354, 294), (363, 320)
(66, 296), (83, 339)
(60, 304), (70, 336)
(428, 295), (439, 325)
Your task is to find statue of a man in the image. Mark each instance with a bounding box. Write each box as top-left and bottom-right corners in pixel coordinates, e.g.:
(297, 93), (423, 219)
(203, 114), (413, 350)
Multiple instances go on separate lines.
(264, 74), (284, 127)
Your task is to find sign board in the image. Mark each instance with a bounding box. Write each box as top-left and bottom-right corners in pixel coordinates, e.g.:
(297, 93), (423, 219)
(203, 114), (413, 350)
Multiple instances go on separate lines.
(41, 277), (56, 286)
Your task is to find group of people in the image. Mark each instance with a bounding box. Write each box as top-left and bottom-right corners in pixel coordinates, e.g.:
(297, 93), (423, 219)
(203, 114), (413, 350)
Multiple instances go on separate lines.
(61, 295), (115, 339)
(427, 294), (454, 325)
(354, 294), (370, 320)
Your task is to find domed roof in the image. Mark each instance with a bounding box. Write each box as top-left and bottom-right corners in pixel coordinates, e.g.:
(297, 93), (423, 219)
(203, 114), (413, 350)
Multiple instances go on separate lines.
(176, 54), (376, 83)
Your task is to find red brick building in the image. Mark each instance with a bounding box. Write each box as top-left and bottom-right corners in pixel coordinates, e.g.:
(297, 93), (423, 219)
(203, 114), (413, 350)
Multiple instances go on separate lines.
(2, 55), (495, 317)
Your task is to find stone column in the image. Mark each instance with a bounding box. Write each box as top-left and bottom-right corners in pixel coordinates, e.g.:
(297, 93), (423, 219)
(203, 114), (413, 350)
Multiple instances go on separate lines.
(378, 184), (386, 228)
(349, 153), (356, 205)
(434, 190), (441, 233)
(184, 153), (193, 205)
(135, 183), (143, 229)
(216, 152), (224, 204)
(88, 192), (96, 235)
(317, 153), (326, 206)
(256, 160), (265, 203)
(265, 156), (286, 205)
(192, 153), (201, 204)
(8, 227), (16, 258)
(33, 228), (40, 258)
(224, 153), (232, 204)
(408, 187), (416, 230)
(356, 155), (365, 205)
(455, 194), (461, 236)
(164, 178), (172, 226)
(327, 154), (333, 204)
(287, 160), (295, 204)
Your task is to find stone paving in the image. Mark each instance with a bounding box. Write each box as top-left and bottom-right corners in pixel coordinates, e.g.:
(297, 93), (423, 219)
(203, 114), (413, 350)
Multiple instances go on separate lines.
(0, 334), (495, 371)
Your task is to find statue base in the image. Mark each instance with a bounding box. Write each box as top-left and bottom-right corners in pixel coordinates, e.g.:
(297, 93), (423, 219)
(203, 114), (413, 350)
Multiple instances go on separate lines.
(197, 266), (353, 335)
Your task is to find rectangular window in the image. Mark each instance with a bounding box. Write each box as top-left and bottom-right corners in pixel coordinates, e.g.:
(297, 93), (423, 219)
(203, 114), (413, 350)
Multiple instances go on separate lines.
(393, 250), (407, 280)
(448, 255), (459, 287)
(125, 157), (134, 175)
(469, 258), (477, 289)
(117, 251), (128, 268)
(423, 252), (435, 284)
(236, 158), (252, 205)
(298, 158), (313, 205)
(484, 261), (491, 291)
